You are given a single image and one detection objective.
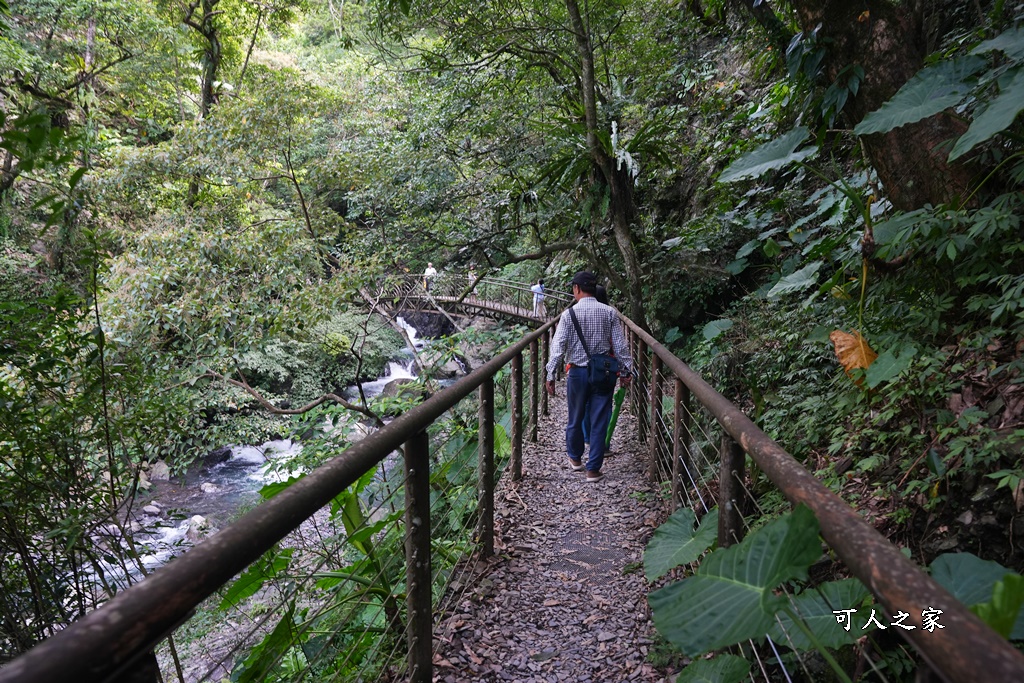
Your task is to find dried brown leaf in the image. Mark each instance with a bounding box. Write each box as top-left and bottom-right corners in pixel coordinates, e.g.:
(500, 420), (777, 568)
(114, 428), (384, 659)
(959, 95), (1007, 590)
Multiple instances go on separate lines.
(830, 330), (878, 386)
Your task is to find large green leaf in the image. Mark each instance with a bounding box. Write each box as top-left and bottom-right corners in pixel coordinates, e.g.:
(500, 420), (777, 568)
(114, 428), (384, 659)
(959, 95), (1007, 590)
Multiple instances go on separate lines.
(930, 552), (1024, 639)
(854, 56), (987, 135)
(766, 262), (822, 299)
(702, 319), (733, 341)
(644, 507), (719, 582)
(930, 552), (1014, 605)
(675, 654), (750, 683)
(649, 505), (821, 656)
(718, 127), (816, 183)
(864, 345), (917, 388)
(972, 26), (1024, 60)
(949, 66), (1024, 161)
(768, 578), (873, 650)
(220, 549), (294, 609)
(232, 605), (298, 683)
(973, 575), (1024, 639)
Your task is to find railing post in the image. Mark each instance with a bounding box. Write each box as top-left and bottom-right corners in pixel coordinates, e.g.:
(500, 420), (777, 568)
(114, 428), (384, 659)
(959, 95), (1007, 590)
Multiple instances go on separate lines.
(511, 353), (523, 481)
(647, 353), (663, 483)
(404, 430), (432, 683)
(717, 435), (745, 548)
(672, 379), (692, 511)
(529, 339), (539, 442)
(541, 329), (550, 416)
(478, 377), (495, 556)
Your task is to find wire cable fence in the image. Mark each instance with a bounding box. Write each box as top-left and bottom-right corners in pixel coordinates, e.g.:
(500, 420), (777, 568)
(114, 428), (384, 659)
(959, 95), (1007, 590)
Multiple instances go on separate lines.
(621, 318), (1024, 683)
(6, 302), (1024, 683)
(0, 319), (555, 683)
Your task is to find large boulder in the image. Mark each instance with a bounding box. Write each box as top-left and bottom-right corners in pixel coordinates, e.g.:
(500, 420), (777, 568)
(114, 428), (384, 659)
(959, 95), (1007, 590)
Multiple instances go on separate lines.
(380, 377), (419, 399)
(202, 446), (232, 467)
(148, 460), (171, 481)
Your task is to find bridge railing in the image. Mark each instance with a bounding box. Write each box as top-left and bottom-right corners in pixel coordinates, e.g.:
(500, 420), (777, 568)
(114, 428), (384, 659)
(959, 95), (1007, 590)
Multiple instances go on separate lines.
(620, 317), (1024, 683)
(0, 320), (556, 683)
(376, 273), (572, 317)
(7, 302), (1022, 683)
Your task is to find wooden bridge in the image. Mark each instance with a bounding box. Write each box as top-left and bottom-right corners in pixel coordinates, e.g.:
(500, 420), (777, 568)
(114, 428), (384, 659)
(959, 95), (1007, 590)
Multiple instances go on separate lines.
(3, 288), (1022, 683)
(371, 274), (574, 324)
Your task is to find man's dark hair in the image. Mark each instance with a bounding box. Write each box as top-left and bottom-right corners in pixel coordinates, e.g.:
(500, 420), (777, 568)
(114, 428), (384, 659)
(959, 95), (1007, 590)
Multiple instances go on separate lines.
(570, 270), (597, 294)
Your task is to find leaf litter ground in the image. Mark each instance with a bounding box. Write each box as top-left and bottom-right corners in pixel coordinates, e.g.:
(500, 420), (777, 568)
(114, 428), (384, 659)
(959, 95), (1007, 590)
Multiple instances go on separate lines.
(430, 391), (671, 682)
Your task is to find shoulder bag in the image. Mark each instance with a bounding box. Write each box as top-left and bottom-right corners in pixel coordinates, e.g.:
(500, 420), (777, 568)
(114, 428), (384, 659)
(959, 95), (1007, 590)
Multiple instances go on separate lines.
(568, 307), (620, 393)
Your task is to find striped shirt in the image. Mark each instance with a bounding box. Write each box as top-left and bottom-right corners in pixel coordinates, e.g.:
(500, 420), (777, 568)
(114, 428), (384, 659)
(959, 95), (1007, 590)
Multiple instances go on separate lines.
(545, 296), (632, 380)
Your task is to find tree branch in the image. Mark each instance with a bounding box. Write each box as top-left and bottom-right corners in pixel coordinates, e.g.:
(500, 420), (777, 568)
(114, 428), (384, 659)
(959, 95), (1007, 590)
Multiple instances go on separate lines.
(203, 370), (385, 427)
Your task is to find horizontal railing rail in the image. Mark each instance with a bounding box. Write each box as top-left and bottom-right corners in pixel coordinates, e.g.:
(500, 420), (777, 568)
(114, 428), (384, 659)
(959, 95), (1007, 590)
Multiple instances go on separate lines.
(620, 317), (1024, 683)
(7, 295), (1022, 683)
(0, 320), (557, 683)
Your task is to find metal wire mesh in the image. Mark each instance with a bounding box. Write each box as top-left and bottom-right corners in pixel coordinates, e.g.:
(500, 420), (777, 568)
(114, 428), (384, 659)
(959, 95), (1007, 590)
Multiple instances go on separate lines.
(630, 337), (914, 682)
(149, 346), (530, 683)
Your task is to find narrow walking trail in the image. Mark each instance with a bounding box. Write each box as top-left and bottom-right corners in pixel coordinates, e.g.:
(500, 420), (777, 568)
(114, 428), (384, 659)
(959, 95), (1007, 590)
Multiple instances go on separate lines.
(431, 390), (671, 682)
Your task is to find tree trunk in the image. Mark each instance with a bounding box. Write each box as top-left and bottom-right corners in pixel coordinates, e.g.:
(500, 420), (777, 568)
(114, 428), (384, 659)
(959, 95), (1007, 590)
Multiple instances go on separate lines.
(565, 0), (648, 327)
(184, 0), (223, 205)
(790, 0), (978, 210)
(197, 0), (222, 119)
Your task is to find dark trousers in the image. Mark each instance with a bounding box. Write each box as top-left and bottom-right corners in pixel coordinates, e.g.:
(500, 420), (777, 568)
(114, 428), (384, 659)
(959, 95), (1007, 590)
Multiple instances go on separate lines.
(565, 366), (614, 473)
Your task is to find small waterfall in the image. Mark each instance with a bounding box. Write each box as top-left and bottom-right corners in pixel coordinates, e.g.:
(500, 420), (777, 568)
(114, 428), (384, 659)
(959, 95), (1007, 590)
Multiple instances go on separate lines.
(396, 316), (422, 348)
(352, 360), (417, 398)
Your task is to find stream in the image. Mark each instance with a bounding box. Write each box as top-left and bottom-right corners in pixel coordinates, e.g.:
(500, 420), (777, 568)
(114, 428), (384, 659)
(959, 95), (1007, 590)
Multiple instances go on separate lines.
(122, 318), (430, 576)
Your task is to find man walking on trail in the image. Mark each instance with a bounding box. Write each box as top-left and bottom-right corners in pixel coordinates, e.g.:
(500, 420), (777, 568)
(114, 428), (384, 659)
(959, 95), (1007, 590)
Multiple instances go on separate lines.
(545, 271), (632, 483)
(531, 278), (546, 317)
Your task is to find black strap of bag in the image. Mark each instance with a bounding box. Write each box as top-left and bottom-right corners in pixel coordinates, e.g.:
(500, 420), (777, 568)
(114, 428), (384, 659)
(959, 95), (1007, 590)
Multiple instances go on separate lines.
(569, 307), (619, 390)
(568, 307), (593, 362)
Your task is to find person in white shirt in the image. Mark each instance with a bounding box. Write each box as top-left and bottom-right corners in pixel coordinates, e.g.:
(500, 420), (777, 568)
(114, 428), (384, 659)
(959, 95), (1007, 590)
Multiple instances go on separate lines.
(530, 278), (546, 317)
(423, 262), (438, 292)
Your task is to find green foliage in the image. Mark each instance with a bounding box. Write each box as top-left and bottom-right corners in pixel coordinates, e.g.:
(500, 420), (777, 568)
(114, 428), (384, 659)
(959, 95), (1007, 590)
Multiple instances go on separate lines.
(238, 311), (403, 404)
(643, 507), (719, 582)
(854, 56), (987, 135)
(717, 127), (816, 183)
(767, 579), (874, 650)
(649, 506), (821, 656)
(220, 548), (295, 610)
(674, 654), (749, 683)
(856, 26), (1024, 161)
(930, 552), (1024, 639)
(0, 282), (194, 658)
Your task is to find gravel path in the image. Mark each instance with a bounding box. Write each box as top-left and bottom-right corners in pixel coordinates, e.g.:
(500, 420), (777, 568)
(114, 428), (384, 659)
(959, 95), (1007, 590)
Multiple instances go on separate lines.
(432, 389), (671, 682)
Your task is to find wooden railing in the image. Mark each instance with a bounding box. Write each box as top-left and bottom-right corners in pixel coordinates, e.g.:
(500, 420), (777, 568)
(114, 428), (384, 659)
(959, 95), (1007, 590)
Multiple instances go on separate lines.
(4, 304), (1023, 683)
(375, 273), (572, 320)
